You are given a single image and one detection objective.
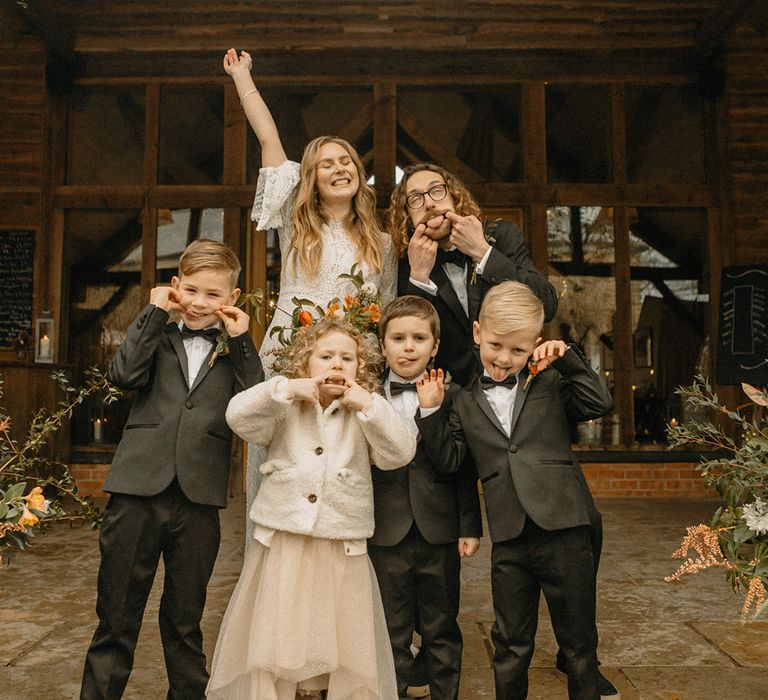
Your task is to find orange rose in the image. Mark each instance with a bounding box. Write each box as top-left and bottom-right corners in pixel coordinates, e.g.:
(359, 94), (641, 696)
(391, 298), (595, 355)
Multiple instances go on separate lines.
(298, 310), (313, 327)
(363, 304), (380, 323)
(18, 505), (39, 527)
(25, 486), (46, 512)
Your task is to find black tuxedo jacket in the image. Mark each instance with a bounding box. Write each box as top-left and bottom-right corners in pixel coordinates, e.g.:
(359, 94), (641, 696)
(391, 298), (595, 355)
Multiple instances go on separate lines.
(104, 304), (264, 508)
(369, 381), (482, 547)
(397, 219), (558, 386)
(417, 346), (612, 543)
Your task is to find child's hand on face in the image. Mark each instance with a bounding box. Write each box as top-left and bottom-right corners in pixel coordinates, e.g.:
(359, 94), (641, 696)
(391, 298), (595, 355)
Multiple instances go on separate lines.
(216, 305), (249, 337)
(222, 48), (252, 76)
(341, 380), (373, 413)
(149, 286), (184, 314)
(288, 377), (322, 405)
(416, 368), (445, 409)
(532, 339), (569, 371)
(458, 537), (480, 558)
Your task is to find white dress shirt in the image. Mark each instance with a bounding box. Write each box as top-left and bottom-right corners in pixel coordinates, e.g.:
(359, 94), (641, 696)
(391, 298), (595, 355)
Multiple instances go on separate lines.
(178, 322), (219, 387)
(481, 371), (521, 437)
(409, 245), (493, 316)
(384, 371), (440, 435)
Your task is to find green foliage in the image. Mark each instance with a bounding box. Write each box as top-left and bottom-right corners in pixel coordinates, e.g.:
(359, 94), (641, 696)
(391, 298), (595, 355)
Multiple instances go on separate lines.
(668, 374), (768, 619)
(0, 367), (121, 567)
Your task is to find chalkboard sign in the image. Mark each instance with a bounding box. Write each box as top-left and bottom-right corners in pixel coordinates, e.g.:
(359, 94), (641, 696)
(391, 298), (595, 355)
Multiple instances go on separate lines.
(716, 265), (768, 385)
(0, 230), (35, 349)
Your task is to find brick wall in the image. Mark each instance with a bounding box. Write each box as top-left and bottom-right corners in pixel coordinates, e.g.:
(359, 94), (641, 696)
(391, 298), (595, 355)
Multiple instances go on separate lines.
(582, 462), (716, 498)
(70, 460), (716, 499)
(69, 464), (111, 498)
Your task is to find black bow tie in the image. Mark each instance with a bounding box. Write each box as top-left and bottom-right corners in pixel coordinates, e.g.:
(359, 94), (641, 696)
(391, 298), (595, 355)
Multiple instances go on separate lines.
(480, 374), (517, 390)
(180, 325), (220, 342)
(436, 248), (466, 268)
(389, 380), (419, 396)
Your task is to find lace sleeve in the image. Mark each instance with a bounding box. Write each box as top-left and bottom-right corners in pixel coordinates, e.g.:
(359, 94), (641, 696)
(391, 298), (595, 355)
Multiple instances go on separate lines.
(250, 160), (301, 232)
(379, 234), (398, 305)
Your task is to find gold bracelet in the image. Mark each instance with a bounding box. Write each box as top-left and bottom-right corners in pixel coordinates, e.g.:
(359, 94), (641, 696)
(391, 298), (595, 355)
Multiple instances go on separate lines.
(239, 88), (258, 106)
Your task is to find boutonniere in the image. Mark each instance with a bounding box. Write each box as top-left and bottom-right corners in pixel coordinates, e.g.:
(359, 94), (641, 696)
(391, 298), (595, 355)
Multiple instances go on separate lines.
(470, 218), (499, 285)
(208, 333), (230, 368)
(207, 289), (264, 368)
(523, 358), (549, 391)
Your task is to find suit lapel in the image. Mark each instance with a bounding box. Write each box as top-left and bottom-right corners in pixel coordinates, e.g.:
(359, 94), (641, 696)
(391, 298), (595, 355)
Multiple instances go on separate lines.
(509, 366), (531, 435)
(167, 325), (190, 385)
(189, 346), (216, 394)
(432, 265), (470, 330)
(470, 379), (508, 438)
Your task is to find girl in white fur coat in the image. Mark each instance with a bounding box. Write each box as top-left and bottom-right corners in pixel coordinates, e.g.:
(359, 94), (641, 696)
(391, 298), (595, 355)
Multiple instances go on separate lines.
(207, 320), (416, 700)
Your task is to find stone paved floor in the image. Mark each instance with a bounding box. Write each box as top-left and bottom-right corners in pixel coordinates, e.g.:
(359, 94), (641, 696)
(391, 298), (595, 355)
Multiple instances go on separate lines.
(2, 496), (767, 699)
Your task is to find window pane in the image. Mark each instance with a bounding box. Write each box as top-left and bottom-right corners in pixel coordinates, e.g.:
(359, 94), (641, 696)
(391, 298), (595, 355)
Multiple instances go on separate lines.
(546, 85), (611, 183)
(548, 205), (617, 446)
(66, 88), (145, 184)
(159, 86), (224, 184)
(65, 209), (144, 445)
(397, 86), (523, 184)
(626, 85), (706, 184)
(629, 207), (709, 443)
(247, 88), (374, 185)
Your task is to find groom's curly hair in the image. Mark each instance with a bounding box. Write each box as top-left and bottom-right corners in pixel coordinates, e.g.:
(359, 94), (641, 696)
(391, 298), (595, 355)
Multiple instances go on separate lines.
(280, 319), (383, 393)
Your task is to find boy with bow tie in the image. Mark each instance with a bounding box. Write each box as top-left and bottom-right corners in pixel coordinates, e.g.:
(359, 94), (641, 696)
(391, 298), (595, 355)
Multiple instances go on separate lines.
(368, 295), (482, 700)
(81, 239), (264, 700)
(417, 281), (613, 700)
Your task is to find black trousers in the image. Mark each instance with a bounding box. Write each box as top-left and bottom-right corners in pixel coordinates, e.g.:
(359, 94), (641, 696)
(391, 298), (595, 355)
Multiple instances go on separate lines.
(80, 480), (221, 700)
(369, 524), (462, 700)
(491, 519), (598, 700)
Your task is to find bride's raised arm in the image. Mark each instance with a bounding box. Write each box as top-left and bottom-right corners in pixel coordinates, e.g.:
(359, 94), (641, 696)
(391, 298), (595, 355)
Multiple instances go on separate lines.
(223, 48), (287, 169)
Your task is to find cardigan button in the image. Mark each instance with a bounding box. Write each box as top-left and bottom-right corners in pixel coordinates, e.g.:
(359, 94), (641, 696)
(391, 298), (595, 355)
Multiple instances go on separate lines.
(509, 444), (518, 453)
(308, 493), (317, 503)
(185, 400), (193, 409)
(314, 446), (324, 455)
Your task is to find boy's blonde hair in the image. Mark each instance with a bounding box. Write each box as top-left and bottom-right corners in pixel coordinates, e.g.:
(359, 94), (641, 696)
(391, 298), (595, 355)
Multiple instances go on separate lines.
(178, 238), (241, 290)
(378, 295), (441, 342)
(280, 319), (383, 393)
(478, 281), (545, 336)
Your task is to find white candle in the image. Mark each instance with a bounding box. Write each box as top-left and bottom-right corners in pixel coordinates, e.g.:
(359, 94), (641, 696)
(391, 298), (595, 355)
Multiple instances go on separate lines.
(93, 418), (103, 442)
(39, 334), (50, 358)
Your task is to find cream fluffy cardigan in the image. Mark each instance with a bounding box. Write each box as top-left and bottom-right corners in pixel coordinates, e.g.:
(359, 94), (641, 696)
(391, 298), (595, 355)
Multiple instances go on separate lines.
(226, 375), (417, 540)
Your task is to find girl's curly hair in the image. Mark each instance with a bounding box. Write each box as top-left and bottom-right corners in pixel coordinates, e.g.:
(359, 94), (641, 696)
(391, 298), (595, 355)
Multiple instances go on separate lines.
(279, 319), (384, 394)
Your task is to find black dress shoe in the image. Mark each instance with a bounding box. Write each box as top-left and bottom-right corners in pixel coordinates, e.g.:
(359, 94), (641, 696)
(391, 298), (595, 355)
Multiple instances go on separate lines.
(598, 669), (620, 698)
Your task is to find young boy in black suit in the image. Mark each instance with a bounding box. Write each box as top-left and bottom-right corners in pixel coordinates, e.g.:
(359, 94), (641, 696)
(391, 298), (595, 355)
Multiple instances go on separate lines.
(418, 281), (613, 700)
(368, 295), (482, 700)
(80, 239), (264, 700)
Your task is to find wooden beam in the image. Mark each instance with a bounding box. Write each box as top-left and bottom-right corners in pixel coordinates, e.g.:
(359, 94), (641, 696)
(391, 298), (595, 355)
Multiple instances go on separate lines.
(223, 82), (246, 255)
(397, 113), (483, 184)
(140, 84), (159, 303)
(613, 206), (634, 445)
(373, 81), (396, 203)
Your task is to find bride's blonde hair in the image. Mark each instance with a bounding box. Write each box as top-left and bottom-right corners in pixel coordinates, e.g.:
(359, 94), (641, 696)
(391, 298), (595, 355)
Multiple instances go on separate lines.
(290, 136), (387, 278)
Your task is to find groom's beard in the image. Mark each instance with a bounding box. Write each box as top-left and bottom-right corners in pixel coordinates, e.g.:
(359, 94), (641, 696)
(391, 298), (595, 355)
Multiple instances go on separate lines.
(413, 207), (452, 241)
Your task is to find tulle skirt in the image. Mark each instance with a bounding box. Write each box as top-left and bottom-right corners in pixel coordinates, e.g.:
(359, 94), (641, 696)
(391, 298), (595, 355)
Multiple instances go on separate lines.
(206, 530), (398, 700)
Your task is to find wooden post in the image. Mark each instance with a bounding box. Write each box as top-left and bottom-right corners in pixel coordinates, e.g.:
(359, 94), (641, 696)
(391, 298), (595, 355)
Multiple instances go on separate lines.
(141, 84), (159, 303)
(223, 82), (247, 255)
(373, 81), (397, 205)
(610, 84), (634, 444)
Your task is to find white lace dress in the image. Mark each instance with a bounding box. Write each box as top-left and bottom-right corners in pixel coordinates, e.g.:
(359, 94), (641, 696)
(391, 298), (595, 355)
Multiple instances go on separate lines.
(253, 160), (397, 377)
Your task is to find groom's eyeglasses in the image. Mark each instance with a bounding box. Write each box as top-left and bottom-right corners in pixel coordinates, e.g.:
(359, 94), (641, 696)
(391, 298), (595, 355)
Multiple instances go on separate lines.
(406, 184), (449, 210)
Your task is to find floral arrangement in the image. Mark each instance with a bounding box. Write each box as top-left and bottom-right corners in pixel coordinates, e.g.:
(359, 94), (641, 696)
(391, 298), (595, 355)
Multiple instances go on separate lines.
(268, 264), (382, 371)
(1, 367), (120, 567)
(665, 375), (768, 622)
